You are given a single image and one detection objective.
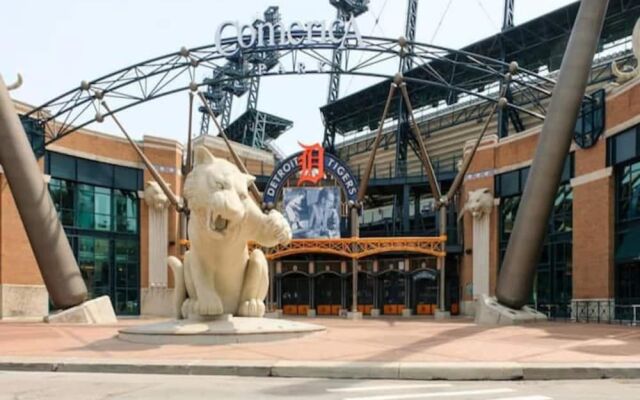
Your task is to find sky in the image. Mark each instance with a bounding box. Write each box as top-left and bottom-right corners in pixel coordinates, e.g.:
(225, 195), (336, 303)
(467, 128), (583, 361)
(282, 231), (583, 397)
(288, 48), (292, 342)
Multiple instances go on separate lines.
(1, 0), (576, 155)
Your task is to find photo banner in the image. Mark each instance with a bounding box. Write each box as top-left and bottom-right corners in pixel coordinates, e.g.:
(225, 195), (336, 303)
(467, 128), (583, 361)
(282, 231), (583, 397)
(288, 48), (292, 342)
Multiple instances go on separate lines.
(283, 187), (341, 239)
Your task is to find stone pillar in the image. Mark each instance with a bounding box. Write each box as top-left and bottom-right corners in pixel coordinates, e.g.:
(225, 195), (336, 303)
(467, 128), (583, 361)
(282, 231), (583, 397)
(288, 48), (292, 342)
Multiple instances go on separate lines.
(402, 257), (412, 316)
(276, 261), (283, 313)
(371, 259), (380, 316)
(462, 188), (494, 314)
(340, 260), (348, 315)
(308, 260), (316, 317)
(140, 181), (171, 316)
(472, 210), (491, 300)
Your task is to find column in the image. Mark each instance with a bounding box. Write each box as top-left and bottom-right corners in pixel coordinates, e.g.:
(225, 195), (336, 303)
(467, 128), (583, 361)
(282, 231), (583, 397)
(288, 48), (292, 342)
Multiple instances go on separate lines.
(371, 260), (380, 316)
(308, 260), (316, 317)
(276, 261), (283, 313)
(472, 209), (491, 301)
(340, 260), (348, 315)
(402, 257), (412, 316)
(402, 185), (411, 233)
(141, 181), (171, 316)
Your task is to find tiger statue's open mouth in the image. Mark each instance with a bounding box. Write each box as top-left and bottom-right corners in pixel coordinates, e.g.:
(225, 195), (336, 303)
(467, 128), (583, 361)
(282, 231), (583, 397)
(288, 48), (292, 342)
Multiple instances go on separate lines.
(210, 213), (229, 233)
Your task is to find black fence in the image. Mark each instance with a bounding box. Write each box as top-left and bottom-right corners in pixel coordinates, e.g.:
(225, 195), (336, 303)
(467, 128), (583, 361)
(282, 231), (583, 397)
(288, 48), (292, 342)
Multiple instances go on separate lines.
(534, 301), (640, 325)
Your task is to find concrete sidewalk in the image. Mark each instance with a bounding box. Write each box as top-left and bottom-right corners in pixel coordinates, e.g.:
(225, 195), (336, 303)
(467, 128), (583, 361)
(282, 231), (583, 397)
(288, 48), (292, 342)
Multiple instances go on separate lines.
(2, 357), (640, 380)
(1, 317), (639, 380)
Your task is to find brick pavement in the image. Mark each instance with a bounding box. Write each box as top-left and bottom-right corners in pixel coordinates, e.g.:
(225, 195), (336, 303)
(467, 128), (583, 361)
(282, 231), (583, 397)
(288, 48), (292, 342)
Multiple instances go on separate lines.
(1, 317), (639, 364)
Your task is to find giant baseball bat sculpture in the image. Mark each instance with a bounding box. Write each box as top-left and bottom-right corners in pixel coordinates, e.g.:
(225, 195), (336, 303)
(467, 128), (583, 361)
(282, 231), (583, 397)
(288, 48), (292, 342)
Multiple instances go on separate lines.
(496, 0), (609, 309)
(0, 75), (87, 308)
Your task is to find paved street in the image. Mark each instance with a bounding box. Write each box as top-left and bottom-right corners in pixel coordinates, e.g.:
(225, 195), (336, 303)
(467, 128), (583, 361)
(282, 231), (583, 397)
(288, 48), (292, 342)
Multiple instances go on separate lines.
(1, 372), (639, 400)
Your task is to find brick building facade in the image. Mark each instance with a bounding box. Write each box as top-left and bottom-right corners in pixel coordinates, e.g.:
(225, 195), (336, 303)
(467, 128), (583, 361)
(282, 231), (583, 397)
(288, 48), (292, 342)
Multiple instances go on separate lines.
(0, 100), (276, 319)
(460, 78), (640, 320)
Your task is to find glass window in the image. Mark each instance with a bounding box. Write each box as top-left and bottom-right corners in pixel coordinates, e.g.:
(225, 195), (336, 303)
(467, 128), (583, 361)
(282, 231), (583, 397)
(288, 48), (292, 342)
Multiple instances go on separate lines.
(76, 184), (95, 229)
(77, 236), (111, 300)
(49, 178), (75, 226)
(45, 156), (141, 315)
(115, 239), (138, 264)
(78, 159), (114, 187)
(615, 158), (640, 311)
(48, 152), (77, 180)
(560, 156), (573, 183)
(94, 187), (112, 231)
(615, 129), (637, 165)
(114, 190), (138, 233)
(552, 184), (573, 233)
(520, 167), (530, 189)
(536, 270), (551, 304)
(617, 161), (640, 223)
(616, 262), (640, 305)
(499, 177), (573, 312)
(500, 196), (520, 241)
(20, 116), (46, 158)
(114, 166), (142, 191)
(498, 170), (520, 197)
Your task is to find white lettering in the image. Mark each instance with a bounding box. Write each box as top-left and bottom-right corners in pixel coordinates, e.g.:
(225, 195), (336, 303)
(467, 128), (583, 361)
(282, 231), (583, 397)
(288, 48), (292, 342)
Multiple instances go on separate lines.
(216, 18), (361, 54)
(287, 21), (306, 45)
(327, 20), (345, 44)
(216, 21), (239, 57)
(238, 24), (257, 49)
(257, 21), (285, 46)
(342, 18), (362, 48)
(306, 21), (325, 42)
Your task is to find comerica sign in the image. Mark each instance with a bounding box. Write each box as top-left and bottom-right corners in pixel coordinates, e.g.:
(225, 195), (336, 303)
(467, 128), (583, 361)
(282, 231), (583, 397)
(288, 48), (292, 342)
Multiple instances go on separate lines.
(215, 18), (362, 56)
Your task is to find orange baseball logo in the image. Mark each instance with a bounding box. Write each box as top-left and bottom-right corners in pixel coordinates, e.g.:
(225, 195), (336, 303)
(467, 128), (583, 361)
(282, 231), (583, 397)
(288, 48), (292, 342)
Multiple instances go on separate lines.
(297, 142), (324, 185)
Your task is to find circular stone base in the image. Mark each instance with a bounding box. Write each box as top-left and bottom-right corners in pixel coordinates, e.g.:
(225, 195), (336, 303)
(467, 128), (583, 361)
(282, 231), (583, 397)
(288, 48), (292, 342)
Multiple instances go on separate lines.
(118, 316), (325, 345)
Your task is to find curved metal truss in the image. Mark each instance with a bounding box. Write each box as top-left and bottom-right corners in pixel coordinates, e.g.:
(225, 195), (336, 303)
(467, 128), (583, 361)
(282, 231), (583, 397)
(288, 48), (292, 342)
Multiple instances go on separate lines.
(251, 236), (447, 260)
(26, 30), (564, 146)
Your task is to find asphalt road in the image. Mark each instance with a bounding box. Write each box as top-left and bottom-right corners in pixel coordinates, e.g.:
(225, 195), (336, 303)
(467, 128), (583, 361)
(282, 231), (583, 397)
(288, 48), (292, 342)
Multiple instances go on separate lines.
(1, 371), (639, 399)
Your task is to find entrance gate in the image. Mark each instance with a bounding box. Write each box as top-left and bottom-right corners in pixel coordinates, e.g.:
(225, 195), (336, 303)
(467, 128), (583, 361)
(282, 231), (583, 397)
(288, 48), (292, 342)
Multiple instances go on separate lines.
(280, 272), (310, 316)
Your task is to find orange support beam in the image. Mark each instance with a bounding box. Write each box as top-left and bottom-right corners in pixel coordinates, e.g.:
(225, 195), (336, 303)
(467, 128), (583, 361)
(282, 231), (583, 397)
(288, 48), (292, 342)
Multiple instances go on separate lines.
(251, 236), (447, 260)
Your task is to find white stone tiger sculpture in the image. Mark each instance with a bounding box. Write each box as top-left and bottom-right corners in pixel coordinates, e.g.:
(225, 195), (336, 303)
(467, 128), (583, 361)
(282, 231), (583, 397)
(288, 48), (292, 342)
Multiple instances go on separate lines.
(611, 17), (640, 83)
(461, 188), (494, 220)
(168, 146), (291, 319)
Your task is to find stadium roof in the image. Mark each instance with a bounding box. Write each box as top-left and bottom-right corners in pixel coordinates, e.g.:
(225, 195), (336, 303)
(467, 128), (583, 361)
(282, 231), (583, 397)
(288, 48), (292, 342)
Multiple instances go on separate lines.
(320, 0), (640, 136)
(225, 109), (293, 146)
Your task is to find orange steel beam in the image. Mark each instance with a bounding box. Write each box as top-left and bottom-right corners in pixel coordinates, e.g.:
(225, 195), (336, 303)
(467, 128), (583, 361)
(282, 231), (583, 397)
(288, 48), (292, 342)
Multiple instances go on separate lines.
(251, 236), (447, 260)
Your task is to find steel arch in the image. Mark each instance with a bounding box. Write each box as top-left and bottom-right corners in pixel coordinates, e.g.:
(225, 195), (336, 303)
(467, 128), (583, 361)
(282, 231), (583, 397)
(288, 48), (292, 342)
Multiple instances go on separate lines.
(26, 31), (561, 146)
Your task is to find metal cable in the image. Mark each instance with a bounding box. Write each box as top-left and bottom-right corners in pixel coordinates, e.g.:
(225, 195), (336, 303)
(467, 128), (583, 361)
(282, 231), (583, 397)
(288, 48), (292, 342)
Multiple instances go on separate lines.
(343, 0), (389, 95)
(475, 0), (500, 29)
(430, 0), (454, 43)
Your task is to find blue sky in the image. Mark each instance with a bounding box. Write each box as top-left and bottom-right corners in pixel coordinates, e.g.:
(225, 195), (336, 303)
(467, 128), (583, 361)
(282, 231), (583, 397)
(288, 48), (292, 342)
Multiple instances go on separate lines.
(1, 0), (575, 154)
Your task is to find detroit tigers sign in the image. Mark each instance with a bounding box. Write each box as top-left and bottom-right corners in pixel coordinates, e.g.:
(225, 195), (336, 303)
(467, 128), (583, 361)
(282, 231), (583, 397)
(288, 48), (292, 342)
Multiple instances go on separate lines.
(263, 143), (359, 208)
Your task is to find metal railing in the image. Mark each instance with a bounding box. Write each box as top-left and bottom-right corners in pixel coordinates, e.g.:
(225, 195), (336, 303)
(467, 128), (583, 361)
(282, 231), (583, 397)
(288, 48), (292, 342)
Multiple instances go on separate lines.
(535, 301), (640, 326)
(352, 154), (461, 182)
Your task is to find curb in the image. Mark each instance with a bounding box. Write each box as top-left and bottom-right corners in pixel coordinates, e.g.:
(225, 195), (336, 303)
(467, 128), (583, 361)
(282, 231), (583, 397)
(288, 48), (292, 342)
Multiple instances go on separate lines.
(1, 359), (640, 380)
